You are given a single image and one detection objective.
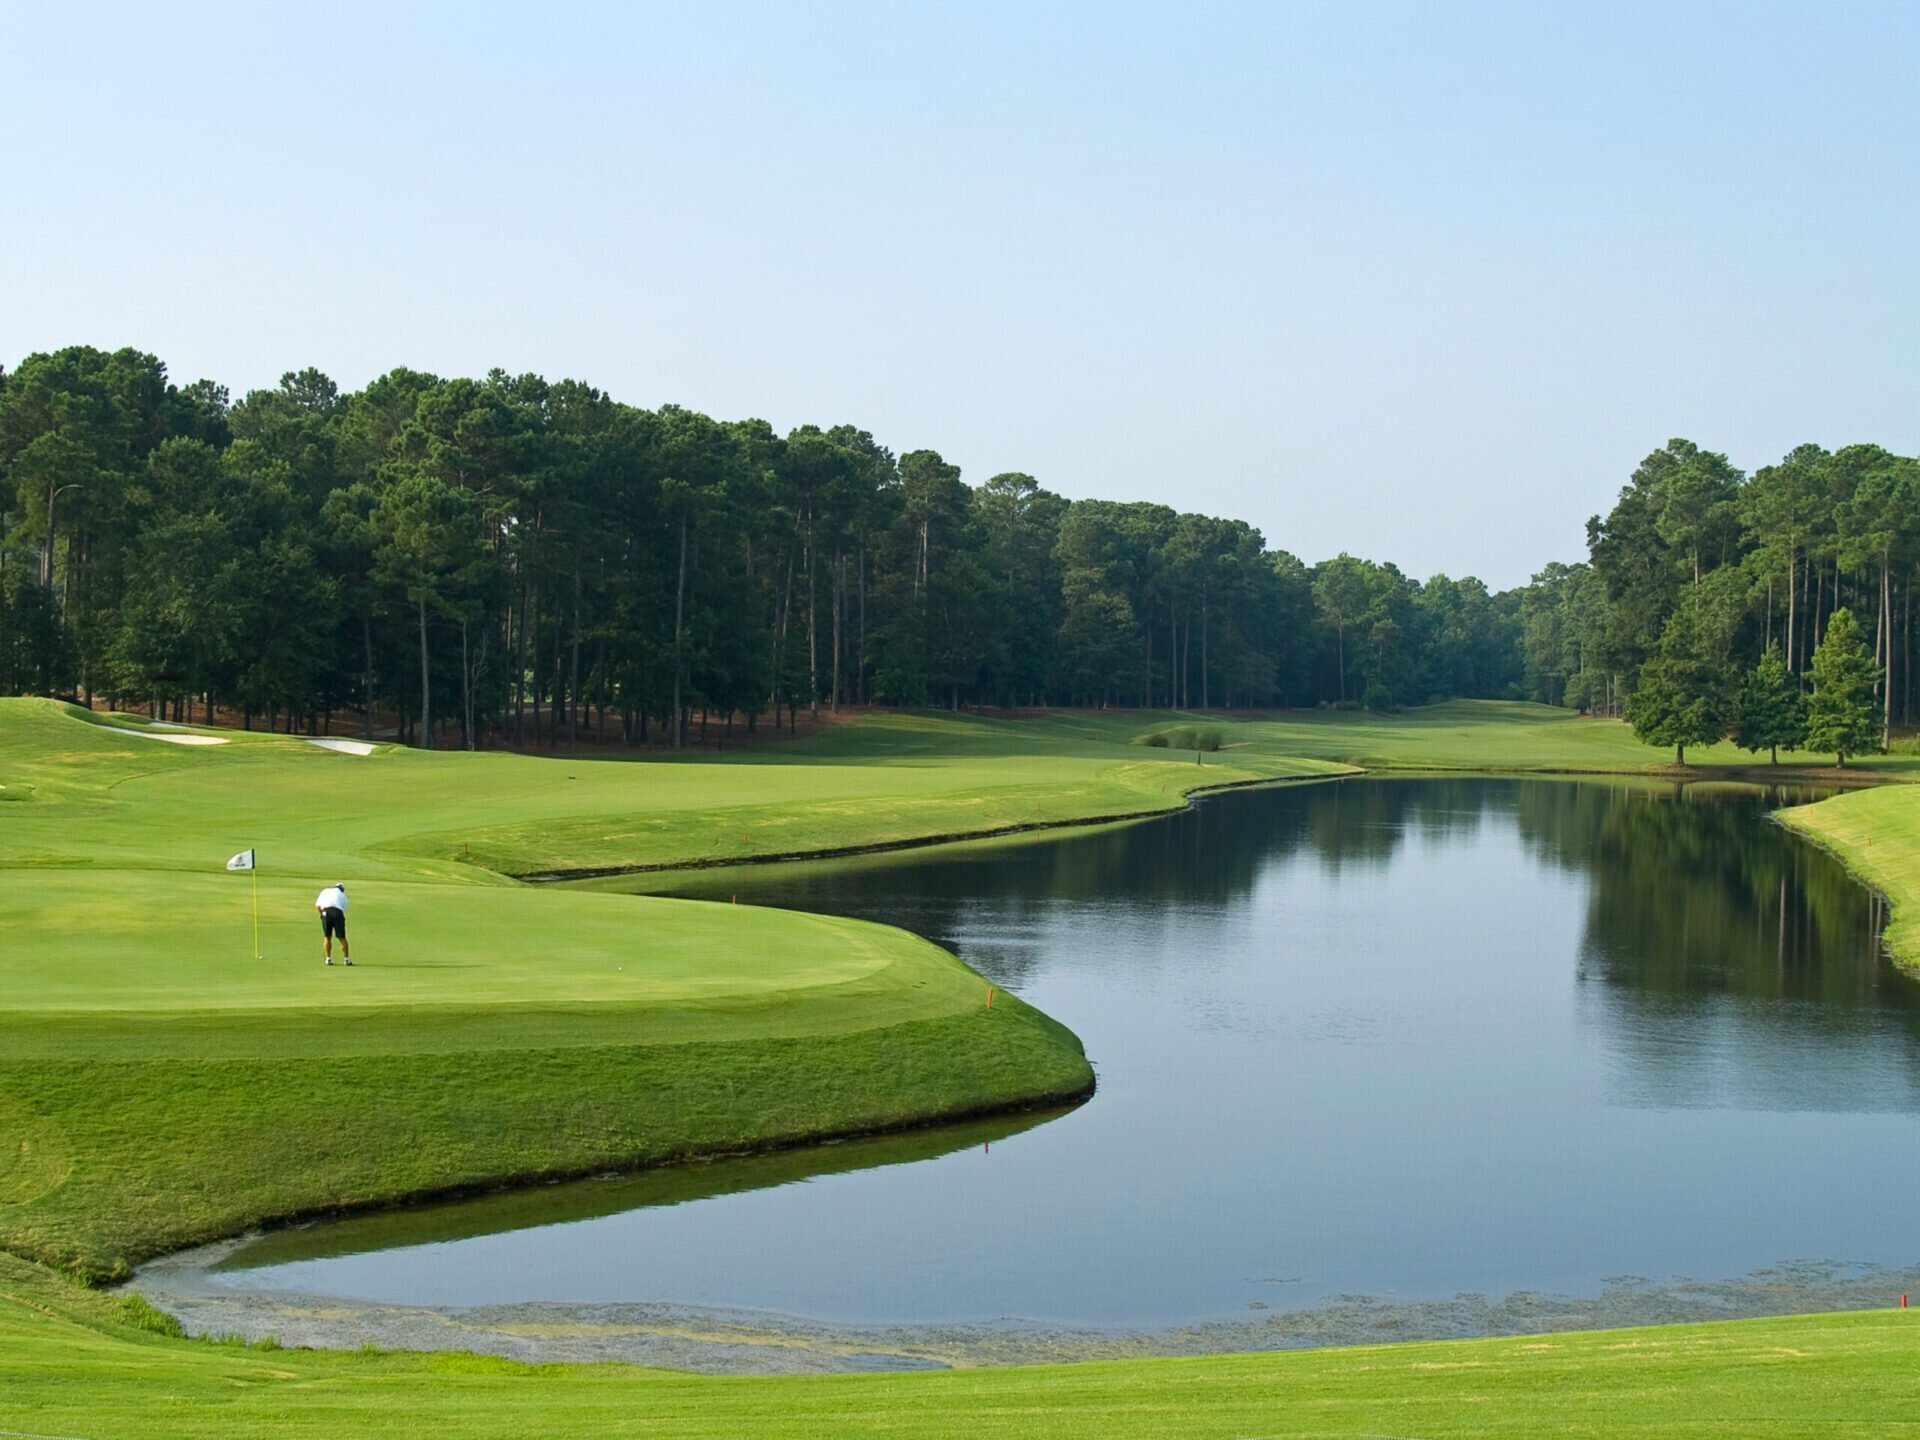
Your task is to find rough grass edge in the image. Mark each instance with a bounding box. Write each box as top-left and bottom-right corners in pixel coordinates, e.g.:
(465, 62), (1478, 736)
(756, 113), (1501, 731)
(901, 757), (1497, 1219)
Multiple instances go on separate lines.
(514, 770), (1353, 881)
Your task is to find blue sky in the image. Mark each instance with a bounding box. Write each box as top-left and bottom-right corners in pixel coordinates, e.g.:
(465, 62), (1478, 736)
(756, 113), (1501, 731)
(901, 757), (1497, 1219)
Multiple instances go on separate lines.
(4, 2), (1915, 587)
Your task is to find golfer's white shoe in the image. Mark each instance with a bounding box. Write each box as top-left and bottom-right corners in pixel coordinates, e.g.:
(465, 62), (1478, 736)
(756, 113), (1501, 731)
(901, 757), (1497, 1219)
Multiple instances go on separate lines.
(324, 957), (333, 965)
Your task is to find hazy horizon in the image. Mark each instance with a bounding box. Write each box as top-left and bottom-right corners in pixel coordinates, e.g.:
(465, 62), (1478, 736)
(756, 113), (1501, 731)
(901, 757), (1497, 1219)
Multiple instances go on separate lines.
(5, 3), (1915, 588)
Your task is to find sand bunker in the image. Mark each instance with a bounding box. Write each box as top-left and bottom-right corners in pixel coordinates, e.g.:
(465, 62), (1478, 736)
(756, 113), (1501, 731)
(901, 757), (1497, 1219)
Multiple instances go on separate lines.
(115, 729), (229, 746)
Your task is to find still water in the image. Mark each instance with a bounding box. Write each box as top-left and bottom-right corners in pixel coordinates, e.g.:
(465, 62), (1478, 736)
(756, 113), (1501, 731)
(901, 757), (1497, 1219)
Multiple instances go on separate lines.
(212, 779), (1917, 1332)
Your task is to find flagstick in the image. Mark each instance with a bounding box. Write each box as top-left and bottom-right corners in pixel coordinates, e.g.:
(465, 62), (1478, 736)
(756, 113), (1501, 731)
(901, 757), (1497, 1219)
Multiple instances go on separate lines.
(252, 866), (260, 960)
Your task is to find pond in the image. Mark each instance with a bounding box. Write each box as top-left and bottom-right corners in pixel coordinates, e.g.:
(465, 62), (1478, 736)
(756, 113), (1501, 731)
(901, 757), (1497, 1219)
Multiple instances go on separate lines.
(165, 778), (1920, 1361)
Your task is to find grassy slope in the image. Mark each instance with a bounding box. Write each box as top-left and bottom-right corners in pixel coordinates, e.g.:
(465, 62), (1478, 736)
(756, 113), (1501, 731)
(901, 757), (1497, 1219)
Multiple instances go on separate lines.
(5, 1255), (1920, 1439)
(0, 699), (1092, 1275)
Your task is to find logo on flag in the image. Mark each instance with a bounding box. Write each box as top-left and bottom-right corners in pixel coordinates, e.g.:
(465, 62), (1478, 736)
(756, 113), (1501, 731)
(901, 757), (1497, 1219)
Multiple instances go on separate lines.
(226, 849), (256, 872)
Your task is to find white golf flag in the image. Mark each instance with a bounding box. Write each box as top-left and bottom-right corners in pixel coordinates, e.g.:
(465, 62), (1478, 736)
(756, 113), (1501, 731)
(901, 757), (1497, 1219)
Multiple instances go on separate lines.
(226, 849), (256, 872)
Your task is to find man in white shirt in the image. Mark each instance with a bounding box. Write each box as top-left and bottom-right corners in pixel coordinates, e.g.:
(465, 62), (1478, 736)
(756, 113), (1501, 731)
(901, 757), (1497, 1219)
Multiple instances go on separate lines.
(315, 883), (351, 966)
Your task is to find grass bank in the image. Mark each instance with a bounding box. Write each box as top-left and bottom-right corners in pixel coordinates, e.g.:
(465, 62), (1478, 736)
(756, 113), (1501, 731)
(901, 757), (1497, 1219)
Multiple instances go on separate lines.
(0, 698), (1092, 1277)
(5, 1253), (1920, 1438)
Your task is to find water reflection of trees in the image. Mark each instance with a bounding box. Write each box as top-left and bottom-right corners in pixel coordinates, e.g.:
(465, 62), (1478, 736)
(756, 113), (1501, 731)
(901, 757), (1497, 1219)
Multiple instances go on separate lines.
(687, 778), (1920, 1109)
(1563, 787), (1920, 1110)
(1574, 789), (1884, 1005)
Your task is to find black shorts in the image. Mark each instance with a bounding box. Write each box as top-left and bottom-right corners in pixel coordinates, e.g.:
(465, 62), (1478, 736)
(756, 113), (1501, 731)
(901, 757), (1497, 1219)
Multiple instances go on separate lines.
(320, 907), (347, 941)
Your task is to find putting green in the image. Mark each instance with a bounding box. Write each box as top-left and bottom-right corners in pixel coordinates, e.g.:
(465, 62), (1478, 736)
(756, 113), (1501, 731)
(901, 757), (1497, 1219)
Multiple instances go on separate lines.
(0, 699), (1100, 1274)
(4, 873), (967, 1017)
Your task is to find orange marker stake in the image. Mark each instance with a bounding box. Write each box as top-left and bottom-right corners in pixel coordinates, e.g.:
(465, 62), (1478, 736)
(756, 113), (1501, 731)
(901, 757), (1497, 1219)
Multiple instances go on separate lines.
(731, 895), (737, 904)
(986, 987), (994, 1009)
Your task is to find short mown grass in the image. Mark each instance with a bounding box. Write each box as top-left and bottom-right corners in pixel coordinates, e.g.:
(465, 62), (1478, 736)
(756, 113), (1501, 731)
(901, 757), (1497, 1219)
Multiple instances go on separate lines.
(6, 1252), (1920, 1438)
(11, 694), (1920, 1434)
(0, 697), (1094, 1277)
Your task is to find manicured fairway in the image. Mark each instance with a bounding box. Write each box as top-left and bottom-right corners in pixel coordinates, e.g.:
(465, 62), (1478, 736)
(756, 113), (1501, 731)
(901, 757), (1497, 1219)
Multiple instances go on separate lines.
(0, 698), (1096, 1275)
(893, 699), (1920, 777)
(0, 700), (1348, 881)
(11, 694), (1920, 1436)
(5, 1253), (1920, 1439)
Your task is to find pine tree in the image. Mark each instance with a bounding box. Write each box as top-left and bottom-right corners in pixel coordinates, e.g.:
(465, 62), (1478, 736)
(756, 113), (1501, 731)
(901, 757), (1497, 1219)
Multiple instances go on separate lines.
(1804, 607), (1881, 766)
(1733, 642), (1806, 764)
(1627, 601), (1729, 766)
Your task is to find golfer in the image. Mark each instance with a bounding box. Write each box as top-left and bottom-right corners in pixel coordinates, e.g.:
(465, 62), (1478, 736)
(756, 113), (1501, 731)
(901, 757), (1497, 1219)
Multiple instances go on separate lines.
(316, 882), (351, 966)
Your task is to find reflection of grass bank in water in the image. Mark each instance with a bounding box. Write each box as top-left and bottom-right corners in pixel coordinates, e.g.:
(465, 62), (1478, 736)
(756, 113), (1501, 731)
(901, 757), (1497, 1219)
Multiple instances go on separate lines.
(3, 1003), (1091, 1282)
(210, 1109), (1065, 1273)
(1779, 784), (1920, 973)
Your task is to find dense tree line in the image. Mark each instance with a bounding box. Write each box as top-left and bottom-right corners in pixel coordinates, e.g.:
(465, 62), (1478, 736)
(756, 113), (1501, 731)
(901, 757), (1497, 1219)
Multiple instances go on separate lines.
(0, 346), (1526, 743)
(1518, 438), (1916, 762)
(3, 350), (1909, 755)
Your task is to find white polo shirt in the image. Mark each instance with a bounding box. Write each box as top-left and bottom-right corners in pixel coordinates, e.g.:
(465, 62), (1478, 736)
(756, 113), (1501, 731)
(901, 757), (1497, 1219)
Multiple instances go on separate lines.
(316, 886), (348, 912)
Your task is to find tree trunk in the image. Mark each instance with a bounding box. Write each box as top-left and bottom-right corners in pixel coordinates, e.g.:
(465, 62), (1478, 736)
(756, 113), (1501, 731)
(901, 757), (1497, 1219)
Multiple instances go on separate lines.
(672, 512), (688, 749)
(514, 572), (529, 744)
(516, 522), (539, 746)
(549, 608), (565, 748)
(360, 612), (376, 740)
(1201, 584), (1209, 710)
(772, 543), (795, 725)
(461, 619), (471, 750)
(569, 569), (582, 752)
(1883, 555), (1894, 748)
(806, 509), (819, 717)
(1169, 604), (1177, 709)
(417, 596), (432, 750)
(1786, 548), (1796, 672)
